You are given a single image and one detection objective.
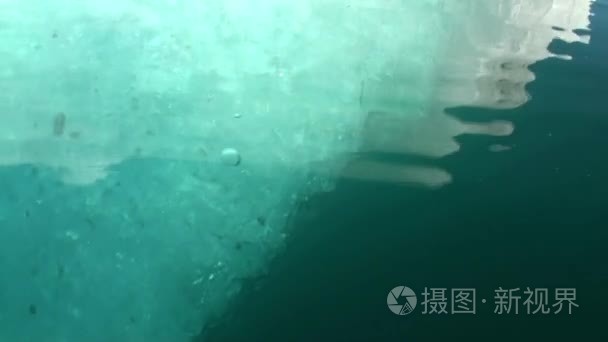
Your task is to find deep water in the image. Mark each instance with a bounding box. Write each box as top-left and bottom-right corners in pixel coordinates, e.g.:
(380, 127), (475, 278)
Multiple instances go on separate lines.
(198, 1), (608, 341)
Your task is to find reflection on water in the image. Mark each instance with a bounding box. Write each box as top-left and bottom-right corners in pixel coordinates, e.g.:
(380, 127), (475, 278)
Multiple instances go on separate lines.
(0, 1), (597, 341)
(0, 1), (593, 186)
(353, 0), (593, 187)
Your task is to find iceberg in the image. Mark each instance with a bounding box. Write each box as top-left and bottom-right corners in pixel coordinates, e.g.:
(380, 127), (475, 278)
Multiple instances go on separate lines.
(0, 0), (594, 340)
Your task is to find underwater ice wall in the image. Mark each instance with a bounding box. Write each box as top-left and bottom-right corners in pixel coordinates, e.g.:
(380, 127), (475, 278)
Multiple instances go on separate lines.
(0, 0), (594, 341)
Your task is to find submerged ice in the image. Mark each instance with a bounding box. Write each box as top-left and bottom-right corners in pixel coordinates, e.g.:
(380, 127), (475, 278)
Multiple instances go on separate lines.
(0, 0), (594, 340)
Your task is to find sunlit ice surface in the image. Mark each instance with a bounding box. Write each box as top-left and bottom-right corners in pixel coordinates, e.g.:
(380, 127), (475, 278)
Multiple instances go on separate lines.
(0, 0), (594, 340)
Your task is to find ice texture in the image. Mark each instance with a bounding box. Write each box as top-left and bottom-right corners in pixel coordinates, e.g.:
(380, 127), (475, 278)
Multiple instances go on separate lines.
(0, 1), (594, 341)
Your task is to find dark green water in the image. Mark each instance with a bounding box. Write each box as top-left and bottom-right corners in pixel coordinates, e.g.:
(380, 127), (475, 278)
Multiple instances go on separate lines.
(199, 2), (608, 341)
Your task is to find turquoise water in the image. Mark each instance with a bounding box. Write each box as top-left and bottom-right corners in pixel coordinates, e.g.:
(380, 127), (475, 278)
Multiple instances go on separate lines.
(199, 1), (608, 341)
(1, 1), (606, 342)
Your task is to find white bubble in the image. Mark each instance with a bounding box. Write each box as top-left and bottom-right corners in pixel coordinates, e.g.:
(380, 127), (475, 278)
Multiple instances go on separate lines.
(220, 148), (241, 166)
